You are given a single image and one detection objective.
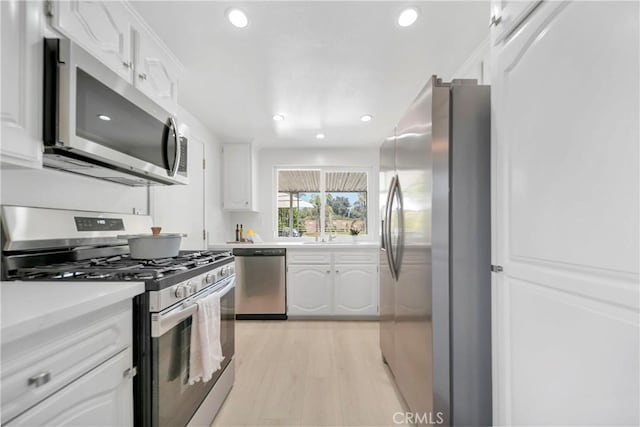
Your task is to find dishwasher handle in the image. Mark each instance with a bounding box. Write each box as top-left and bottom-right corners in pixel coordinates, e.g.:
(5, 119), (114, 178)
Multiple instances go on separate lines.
(232, 248), (286, 257)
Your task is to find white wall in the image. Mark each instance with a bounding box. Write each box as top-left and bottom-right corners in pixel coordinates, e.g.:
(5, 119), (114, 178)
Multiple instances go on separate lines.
(149, 105), (228, 247)
(225, 146), (379, 243)
(448, 37), (491, 84)
(0, 166), (148, 214)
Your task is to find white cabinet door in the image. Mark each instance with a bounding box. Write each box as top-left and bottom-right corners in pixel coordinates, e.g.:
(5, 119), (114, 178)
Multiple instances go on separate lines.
(52, 0), (133, 82)
(7, 348), (133, 426)
(333, 264), (378, 316)
(223, 144), (254, 211)
(287, 265), (332, 316)
(1, 0), (43, 168)
(490, 0), (541, 45)
(491, 1), (639, 425)
(133, 25), (179, 114)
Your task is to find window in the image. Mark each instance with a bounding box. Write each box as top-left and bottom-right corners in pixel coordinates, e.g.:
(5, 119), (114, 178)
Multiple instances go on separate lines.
(276, 168), (369, 240)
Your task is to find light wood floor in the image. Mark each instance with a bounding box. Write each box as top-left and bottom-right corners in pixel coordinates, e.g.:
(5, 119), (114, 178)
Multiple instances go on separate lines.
(211, 320), (408, 427)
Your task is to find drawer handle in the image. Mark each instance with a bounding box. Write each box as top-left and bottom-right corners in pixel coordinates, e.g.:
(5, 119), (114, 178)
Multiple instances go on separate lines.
(28, 371), (51, 387)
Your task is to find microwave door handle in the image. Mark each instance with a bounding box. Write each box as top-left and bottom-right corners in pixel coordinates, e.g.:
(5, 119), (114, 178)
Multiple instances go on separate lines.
(168, 116), (180, 177)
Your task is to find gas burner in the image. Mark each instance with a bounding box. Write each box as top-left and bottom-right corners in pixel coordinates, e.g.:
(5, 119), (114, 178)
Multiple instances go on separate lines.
(84, 272), (113, 279)
(133, 272), (162, 280)
(52, 272), (78, 279)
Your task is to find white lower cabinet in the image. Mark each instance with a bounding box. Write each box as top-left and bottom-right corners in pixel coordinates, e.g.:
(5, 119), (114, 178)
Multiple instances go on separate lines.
(2, 300), (134, 426)
(7, 348), (133, 426)
(287, 265), (332, 315)
(287, 249), (379, 317)
(333, 265), (378, 316)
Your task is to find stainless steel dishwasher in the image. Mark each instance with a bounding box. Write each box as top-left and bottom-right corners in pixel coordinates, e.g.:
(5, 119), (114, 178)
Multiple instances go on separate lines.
(233, 248), (287, 320)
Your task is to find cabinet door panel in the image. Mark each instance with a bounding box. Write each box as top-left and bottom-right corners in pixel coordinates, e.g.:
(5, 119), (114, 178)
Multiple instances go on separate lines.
(334, 265), (378, 315)
(53, 0), (132, 82)
(491, 1), (639, 425)
(0, 0), (43, 168)
(7, 348), (133, 426)
(490, 0), (541, 45)
(223, 144), (253, 211)
(133, 26), (179, 114)
(287, 265), (332, 315)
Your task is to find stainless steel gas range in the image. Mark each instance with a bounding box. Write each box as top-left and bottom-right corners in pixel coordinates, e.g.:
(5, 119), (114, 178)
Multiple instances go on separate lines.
(1, 205), (235, 427)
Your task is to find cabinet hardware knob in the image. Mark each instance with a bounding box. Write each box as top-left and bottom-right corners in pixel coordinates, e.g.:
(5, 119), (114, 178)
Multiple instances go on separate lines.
(123, 367), (137, 379)
(489, 15), (502, 27)
(335, 270), (340, 273)
(122, 61), (132, 69)
(326, 270), (330, 274)
(28, 371), (51, 387)
(138, 73), (148, 80)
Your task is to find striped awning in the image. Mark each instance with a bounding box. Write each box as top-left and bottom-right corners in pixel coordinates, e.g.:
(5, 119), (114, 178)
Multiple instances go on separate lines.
(278, 170), (367, 192)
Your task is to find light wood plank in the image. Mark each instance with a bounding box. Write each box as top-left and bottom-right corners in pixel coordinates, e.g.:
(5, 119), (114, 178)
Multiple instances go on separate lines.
(211, 321), (407, 427)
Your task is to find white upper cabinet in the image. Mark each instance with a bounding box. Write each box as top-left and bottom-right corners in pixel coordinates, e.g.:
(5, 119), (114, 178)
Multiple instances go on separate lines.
(490, 0), (541, 45)
(132, 23), (180, 115)
(52, 0), (134, 82)
(1, 0), (44, 168)
(50, 0), (181, 112)
(223, 144), (256, 211)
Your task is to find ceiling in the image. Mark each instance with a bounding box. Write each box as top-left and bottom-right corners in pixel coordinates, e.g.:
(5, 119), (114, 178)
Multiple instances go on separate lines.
(131, 1), (489, 147)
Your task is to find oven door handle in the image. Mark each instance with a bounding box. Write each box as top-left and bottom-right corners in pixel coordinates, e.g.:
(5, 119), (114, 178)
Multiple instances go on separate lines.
(151, 276), (235, 338)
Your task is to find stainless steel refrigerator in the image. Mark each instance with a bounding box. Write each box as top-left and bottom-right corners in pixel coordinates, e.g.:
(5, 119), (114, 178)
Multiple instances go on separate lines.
(379, 75), (492, 426)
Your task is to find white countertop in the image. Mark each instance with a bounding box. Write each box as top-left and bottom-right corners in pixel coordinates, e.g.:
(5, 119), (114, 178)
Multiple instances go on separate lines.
(210, 241), (380, 250)
(1, 282), (145, 343)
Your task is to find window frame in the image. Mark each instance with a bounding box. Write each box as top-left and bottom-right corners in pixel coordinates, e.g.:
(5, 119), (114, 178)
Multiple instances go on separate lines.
(273, 165), (373, 242)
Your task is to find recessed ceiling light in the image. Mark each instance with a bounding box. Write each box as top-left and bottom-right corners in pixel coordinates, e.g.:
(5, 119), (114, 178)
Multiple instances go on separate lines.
(273, 114), (285, 121)
(97, 114), (111, 121)
(316, 133), (325, 139)
(398, 8), (419, 27)
(227, 8), (248, 28)
(360, 114), (373, 122)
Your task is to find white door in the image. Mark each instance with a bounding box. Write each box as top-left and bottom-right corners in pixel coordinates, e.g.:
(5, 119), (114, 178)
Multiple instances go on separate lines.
(7, 348), (133, 426)
(333, 264), (378, 316)
(52, 0), (133, 82)
(492, 2), (639, 425)
(287, 265), (332, 316)
(151, 138), (205, 250)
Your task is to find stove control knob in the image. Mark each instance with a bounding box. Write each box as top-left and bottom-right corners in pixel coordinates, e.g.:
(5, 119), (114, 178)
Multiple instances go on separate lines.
(206, 273), (215, 284)
(174, 285), (188, 298)
(185, 281), (195, 295)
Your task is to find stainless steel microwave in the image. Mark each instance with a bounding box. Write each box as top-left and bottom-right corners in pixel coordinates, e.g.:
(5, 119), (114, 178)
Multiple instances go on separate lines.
(43, 38), (188, 186)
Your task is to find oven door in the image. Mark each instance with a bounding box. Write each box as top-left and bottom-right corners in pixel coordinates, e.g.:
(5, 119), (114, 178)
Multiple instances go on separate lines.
(150, 276), (235, 427)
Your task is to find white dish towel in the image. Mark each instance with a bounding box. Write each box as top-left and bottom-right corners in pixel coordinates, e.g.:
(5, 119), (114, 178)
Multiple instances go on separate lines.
(188, 292), (224, 384)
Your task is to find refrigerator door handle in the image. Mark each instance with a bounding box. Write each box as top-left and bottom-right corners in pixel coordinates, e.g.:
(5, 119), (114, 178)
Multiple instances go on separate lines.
(386, 175), (401, 280)
(384, 175), (397, 280)
(393, 177), (404, 278)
